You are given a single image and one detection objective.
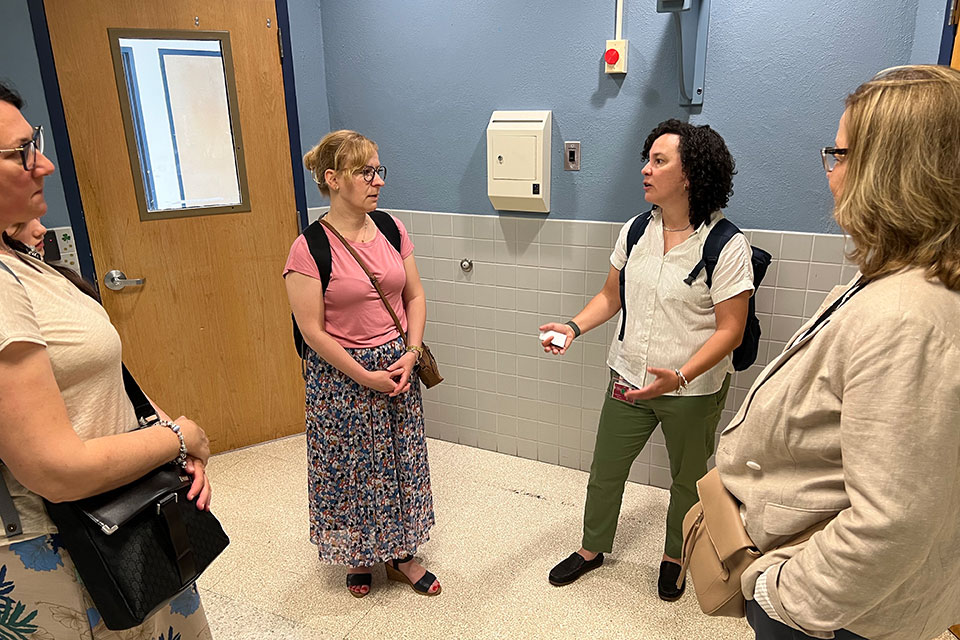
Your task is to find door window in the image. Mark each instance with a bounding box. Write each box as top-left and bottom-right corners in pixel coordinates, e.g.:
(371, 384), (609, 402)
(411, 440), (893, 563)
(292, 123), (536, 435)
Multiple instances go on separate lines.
(109, 30), (250, 220)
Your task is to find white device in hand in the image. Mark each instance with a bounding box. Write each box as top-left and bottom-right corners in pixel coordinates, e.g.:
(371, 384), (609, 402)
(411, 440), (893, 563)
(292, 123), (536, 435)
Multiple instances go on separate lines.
(539, 330), (567, 349)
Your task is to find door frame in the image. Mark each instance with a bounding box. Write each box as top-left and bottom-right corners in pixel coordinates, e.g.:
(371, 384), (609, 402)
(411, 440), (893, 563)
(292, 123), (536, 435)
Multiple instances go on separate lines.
(26, 0), (310, 286)
(939, 0), (959, 66)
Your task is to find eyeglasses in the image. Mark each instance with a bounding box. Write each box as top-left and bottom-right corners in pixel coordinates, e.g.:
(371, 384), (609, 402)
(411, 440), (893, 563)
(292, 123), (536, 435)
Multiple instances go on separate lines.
(820, 146), (847, 173)
(0, 126), (44, 171)
(356, 165), (386, 184)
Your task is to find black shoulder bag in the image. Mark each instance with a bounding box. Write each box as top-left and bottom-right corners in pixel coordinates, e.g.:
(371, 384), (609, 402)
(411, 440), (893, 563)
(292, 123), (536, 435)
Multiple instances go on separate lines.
(40, 368), (230, 630)
(0, 259), (228, 631)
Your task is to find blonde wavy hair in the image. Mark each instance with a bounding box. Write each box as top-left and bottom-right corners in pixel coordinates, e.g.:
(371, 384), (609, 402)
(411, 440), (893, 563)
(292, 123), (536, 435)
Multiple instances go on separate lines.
(303, 130), (378, 196)
(834, 65), (960, 290)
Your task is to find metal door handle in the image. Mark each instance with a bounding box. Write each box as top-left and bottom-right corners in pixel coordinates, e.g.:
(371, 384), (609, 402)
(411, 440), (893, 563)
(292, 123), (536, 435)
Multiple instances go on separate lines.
(104, 269), (145, 291)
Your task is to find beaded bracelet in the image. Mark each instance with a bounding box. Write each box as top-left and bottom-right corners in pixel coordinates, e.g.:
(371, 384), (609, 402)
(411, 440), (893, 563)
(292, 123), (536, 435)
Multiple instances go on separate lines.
(158, 419), (188, 468)
(674, 369), (690, 395)
(405, 345), (424, 359)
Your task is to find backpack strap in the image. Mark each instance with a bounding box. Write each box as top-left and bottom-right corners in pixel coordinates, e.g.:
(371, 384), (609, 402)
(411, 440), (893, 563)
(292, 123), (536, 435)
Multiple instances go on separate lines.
(369, 210), (402, 254)
(684, 218), (741, 288)
(302, 221), (332, 294)
(293, 212), (404, 362)
(303, 211), (403, 295)
(618, 211), (653, 341)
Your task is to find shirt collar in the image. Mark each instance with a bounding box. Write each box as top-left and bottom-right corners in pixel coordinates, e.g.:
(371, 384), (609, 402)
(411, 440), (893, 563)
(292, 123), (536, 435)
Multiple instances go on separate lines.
(650, 207), (712, 235)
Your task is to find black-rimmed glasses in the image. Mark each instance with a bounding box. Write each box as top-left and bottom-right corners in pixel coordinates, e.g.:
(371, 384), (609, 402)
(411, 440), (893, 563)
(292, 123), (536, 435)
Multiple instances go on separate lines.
(357, 165), (386, 184)
(0, 126), (44, 171)
(820, 146), (847, 173)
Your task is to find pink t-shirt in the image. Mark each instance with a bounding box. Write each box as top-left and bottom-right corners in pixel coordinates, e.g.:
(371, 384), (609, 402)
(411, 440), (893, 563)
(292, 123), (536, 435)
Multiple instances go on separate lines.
(283, 215), (415, 349)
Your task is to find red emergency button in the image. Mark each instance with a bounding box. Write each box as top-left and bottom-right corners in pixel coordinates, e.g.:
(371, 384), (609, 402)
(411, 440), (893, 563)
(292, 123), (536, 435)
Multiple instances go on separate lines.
(604, 48), (620, 65)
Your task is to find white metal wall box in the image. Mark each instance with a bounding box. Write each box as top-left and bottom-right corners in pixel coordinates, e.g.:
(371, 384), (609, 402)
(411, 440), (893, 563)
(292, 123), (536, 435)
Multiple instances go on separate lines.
(486, 110), (551, 213)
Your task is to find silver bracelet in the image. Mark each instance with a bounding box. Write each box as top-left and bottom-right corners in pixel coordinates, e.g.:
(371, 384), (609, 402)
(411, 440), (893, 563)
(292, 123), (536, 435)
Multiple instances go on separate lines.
(158, 419), (188, 468)
(674, 369), (689, 394)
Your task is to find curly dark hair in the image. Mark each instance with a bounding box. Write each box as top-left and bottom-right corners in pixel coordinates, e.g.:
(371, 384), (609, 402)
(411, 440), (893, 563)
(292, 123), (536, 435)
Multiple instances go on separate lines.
(0, 81), (24, 109)
(641, 119), (735, 229)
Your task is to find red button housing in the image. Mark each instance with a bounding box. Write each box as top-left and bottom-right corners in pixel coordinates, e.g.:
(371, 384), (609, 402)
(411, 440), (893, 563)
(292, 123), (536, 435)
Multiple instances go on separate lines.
(604, 48), (620, 65)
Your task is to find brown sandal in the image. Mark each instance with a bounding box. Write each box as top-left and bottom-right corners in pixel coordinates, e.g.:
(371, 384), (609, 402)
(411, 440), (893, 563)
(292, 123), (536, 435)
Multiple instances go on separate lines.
(385, 555), (441, 596)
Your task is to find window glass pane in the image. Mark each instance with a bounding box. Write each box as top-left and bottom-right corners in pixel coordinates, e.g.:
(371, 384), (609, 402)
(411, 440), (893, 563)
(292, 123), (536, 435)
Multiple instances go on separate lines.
(118, 37), (242, 212)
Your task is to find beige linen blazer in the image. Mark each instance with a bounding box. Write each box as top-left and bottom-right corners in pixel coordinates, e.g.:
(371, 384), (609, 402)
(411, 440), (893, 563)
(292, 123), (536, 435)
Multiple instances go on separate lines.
(716, 268), (960, 640)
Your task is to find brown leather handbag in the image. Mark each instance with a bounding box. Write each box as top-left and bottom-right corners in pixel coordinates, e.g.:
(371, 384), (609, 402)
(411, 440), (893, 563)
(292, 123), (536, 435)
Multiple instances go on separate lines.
(320, 219), (442, 388)
(679, 468), (827, 618)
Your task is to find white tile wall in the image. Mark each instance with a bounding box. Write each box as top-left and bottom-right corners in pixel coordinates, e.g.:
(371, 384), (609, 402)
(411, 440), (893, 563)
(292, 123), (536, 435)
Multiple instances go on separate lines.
(309, 207), (858, 490)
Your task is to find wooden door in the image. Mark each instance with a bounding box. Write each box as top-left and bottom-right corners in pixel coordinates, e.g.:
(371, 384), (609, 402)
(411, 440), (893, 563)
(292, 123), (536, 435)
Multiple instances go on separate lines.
(43, 0), (304, 452)
(953, 25), (960, 70)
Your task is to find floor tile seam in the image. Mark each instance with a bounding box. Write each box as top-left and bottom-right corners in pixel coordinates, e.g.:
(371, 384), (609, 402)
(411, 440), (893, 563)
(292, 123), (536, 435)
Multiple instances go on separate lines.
(198, 586), (305, 628)
(195, 565), (234, 590)
(444, 473), (587, 510)
(201, 566), (307, 603)
(340, 598), (380, 639)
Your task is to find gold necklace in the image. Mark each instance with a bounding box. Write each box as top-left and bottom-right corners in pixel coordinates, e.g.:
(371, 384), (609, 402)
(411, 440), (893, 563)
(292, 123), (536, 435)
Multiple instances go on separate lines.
(328, 213), (369, 241)
(663, 222), (692, 232)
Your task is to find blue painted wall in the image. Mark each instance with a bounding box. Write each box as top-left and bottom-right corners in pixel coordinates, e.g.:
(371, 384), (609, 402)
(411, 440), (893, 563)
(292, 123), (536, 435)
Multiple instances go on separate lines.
(287, 0), (331, 209)
(0, 1), (70, 228)
(313, 0), (944, 232)
(5, 0), (947, 232)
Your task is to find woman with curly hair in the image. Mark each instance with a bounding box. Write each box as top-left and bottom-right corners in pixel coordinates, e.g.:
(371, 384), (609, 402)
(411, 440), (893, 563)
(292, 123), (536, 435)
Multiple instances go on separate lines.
(542, 119), (755, 600)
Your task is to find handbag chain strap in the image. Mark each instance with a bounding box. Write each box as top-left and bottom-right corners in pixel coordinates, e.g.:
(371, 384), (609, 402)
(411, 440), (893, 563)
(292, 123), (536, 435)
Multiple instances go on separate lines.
(319, 217), (408, 348)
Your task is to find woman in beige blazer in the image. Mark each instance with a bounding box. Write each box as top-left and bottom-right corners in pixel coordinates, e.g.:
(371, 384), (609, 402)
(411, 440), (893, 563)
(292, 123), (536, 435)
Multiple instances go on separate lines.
(717, 65), (960, 640)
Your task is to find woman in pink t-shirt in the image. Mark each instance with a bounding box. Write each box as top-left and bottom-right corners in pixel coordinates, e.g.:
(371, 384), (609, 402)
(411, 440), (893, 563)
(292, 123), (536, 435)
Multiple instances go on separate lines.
(283, 130), (439, 598)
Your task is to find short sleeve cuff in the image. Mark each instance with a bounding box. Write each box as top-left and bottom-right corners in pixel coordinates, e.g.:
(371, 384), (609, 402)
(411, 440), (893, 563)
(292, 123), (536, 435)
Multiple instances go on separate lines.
(711, 280), (754, 305)
(0, 336), (47, 354)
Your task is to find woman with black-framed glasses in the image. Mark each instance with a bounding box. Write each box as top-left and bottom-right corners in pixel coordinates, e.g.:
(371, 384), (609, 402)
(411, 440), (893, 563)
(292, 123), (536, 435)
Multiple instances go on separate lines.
(0, 125), (43, 172)
(284, 130), (440, 599)
(0, 81), (216, 639)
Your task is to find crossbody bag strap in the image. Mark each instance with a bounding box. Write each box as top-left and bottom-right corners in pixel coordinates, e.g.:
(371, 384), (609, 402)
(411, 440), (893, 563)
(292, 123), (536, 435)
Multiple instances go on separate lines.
(319, 218), (407, 345)
(0, 259), (27, 537)
(0, 257), (22, 284)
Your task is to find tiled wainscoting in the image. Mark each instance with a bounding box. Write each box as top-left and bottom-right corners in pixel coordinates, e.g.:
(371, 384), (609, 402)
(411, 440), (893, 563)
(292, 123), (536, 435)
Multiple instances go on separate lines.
(308, 208), (858, 490)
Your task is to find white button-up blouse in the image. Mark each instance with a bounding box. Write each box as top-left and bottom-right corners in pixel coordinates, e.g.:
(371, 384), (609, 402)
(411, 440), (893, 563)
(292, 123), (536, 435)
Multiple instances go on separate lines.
(606, 209), (755, 396)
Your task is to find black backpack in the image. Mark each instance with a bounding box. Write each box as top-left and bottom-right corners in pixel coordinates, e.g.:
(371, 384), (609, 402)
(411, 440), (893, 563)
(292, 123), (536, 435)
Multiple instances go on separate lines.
(618, 211), (772, 371)
(291, 210), (403, 358)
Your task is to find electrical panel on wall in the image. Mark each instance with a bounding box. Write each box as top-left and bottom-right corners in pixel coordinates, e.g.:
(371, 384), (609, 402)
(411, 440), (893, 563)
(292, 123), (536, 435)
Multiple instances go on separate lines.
(486, 110), (552, 213)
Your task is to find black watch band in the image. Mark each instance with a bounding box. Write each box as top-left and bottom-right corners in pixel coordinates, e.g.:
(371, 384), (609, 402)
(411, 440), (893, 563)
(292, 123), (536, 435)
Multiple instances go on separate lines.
(565, 320), (581, 338)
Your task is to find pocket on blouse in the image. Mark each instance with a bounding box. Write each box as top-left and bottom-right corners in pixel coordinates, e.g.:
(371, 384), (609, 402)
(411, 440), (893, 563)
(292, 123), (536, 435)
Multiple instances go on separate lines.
(762, 502), (839, 537)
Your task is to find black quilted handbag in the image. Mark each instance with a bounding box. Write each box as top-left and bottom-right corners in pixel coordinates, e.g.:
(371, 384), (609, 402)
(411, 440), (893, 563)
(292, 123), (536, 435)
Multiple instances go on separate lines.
(43, 367), (229, 630)
(44, 465), (229, 630)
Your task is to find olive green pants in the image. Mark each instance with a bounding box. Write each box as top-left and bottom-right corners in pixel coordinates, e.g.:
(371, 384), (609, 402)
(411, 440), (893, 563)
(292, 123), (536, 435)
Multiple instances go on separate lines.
(582, 371), (730, 558)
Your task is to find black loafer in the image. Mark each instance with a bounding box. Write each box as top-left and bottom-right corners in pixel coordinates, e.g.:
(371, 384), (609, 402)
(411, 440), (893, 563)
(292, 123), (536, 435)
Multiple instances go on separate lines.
(658, 561), (686, 601)
(549, 552), (604, 586)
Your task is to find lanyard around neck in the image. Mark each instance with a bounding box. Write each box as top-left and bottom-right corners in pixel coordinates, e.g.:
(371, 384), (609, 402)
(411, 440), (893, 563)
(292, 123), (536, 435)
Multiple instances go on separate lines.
(786, 276), (867, 351)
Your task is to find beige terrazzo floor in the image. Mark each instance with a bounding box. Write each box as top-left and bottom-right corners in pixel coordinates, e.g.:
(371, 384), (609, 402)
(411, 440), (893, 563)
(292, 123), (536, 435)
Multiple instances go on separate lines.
(198, 435), (955, 640)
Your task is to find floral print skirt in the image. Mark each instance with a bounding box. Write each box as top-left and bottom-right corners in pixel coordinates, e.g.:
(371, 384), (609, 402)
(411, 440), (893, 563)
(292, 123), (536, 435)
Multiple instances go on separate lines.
(0, 534), (210, 640)
(305, 337), (435, 568)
